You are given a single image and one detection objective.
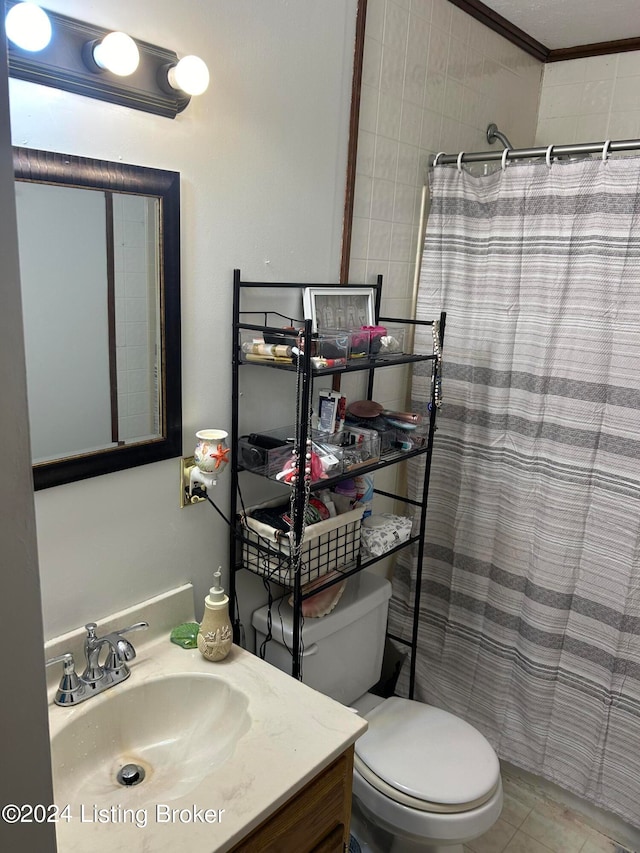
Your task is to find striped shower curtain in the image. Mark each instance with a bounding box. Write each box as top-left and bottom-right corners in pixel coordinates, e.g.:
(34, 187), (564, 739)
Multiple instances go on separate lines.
(389, 155), (640, 827)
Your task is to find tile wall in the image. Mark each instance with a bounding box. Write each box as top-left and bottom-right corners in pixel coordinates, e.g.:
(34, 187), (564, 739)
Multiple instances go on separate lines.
(536, 51), (640, 146)
(344, 0), (541, 510)
(113, 194), (159, 442)
(349, 0), (542, 319)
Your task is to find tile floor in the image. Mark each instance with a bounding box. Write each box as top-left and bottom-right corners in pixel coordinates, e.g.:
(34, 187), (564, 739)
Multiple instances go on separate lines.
(463, 773), (636, 853)
(350, 770), (637, 853)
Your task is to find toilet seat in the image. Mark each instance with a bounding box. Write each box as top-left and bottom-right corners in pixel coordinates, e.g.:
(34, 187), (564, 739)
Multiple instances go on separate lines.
(354, 755), (501, 813)
(354, 697), (500, 814)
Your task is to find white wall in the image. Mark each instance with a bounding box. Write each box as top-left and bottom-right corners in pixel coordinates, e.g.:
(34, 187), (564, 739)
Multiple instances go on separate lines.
(9, 0), (357, 638)
(0, 21), (56, 853)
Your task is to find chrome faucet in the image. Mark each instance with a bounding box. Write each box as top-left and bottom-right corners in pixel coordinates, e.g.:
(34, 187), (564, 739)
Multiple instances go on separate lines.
(46, 621), (148, 706)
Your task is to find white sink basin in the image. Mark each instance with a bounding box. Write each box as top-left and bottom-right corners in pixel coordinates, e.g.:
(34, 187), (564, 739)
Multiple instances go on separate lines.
(51, 673), (250, 805)
(45, 588), (367, 853)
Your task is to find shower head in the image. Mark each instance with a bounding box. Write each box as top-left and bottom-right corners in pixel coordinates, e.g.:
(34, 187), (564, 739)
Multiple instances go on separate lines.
(487, 123), (514, 150)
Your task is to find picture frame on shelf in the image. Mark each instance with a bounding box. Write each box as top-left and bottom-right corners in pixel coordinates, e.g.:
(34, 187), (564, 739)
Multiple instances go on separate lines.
(303, 287), (375, 333)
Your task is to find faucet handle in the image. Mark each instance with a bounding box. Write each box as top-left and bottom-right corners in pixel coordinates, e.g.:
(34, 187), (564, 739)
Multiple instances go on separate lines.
(45, 652), (85, 706)
(114, 621), (149, 637)
(46, 651), (76, 672)
(103, 621), (149, 671)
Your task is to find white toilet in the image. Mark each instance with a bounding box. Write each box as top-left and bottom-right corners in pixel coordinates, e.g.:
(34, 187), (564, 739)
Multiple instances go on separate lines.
(252, 571), (503, 853)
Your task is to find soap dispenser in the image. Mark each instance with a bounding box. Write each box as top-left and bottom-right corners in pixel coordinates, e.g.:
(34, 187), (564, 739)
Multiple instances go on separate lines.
(197, 568), (233, 662)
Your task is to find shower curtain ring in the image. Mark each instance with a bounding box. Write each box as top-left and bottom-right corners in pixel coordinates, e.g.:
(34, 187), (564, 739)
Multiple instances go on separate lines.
(433, 151), (446, 167)
(545, 145), (554, 168)
(602, 139), (612, 161)
(457, 151), (465, 172)
(501, 148), (510, 171)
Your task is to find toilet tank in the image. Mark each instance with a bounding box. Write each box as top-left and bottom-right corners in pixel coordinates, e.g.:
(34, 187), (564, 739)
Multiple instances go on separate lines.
(252, 571), (392, 705)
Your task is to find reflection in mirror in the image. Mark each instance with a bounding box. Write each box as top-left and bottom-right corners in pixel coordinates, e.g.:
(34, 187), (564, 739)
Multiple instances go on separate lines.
(13, 148), (182, 489)
(17, 185), (161, 461)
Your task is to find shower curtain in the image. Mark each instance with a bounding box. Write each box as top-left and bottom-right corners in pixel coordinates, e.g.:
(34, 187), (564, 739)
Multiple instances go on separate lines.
(390, 155), (640, 827)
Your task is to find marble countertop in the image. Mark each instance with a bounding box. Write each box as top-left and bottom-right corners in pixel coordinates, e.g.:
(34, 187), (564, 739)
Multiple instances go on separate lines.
(45, 584), (367, 852)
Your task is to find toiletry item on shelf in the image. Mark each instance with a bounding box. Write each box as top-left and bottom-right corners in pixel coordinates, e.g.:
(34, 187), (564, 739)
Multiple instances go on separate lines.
(318, 389), (339, 433)
(348, 327), (375, 358)
(239, 331), (296, 364)
(316, 489), (337, 517)
(360, 514), (413, 557)
(197, 568), (233, 662)
(280, 496), (331, 526)
(249, 492), (336, 530)
(170, 622), (200, 648)
(378, 326), (405, 355)
(263, 327), (298, 348)
(242, 341), (293, 358)
(332, 478), (357, 514)
(347, 399), (422, 424)
(310, 356), (348, 369)
(318, 389), (346, 434)
(359, 325), (387, 355)
(353, 473), (374, 518)
(287, 571), (347, 618)
(276, 448), (328, 484)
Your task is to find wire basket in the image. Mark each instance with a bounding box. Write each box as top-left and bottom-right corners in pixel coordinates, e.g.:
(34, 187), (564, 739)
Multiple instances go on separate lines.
(240, 500), (364, 587)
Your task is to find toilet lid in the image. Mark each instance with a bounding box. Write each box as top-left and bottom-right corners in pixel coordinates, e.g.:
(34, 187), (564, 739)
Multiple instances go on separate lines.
(355, 697), (500, 810)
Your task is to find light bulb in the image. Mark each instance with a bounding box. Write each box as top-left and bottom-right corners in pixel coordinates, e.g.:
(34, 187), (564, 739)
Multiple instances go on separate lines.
(5, 2), (52, 52)
(92, 31), (139, 76)
(167, 55), (209, 96)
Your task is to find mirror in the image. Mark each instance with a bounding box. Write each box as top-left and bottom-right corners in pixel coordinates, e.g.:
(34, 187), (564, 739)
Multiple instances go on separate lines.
(13, 147), (182, 490)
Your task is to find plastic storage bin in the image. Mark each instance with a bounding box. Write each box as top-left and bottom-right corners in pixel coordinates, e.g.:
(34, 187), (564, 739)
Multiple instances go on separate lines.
(238, 427), (294, 478)
(238, 426), (343, 481)
(347, 327), (371, 359)
(252, 570), (392, 704)
(310, 330), (350, 366)
(323, 425), (380, 471)
(239, 331), (295, 365)
(376, 325), (406, 356)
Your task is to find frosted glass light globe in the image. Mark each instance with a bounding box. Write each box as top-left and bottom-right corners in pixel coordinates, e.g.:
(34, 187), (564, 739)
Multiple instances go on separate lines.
(92, 32), (140, 76)
(5, 2), (52, 52)
(168, 55), (210, 96)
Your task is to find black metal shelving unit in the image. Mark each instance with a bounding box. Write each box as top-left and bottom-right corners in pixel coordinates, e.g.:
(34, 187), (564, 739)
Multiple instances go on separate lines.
(229, 268), (445, 697)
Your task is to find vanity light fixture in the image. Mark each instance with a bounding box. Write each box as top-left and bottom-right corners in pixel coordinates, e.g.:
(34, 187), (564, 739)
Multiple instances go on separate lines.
(5, 1), (210, 118)
(83, 31), (140, 77)
(162, 55), (210, 97)
(5, 2), (51, 51)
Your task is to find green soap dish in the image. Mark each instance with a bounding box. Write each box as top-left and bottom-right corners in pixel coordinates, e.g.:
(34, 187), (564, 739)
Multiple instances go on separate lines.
(170, 622), (200, 649)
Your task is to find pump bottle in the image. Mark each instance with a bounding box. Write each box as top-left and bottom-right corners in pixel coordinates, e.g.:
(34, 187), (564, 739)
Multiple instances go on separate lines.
(197, 568), (233, 661)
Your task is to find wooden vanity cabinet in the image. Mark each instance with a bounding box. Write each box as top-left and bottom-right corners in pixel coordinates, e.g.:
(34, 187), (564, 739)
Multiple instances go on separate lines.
(229, 746), (354, 853)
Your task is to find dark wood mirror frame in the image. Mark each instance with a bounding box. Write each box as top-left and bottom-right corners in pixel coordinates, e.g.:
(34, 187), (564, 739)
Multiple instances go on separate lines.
(340, 0), (367, 284)
(14, 147), (182, 490)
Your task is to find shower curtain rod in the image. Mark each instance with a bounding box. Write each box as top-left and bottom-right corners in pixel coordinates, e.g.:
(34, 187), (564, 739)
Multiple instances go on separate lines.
(431, 137), (640, 166)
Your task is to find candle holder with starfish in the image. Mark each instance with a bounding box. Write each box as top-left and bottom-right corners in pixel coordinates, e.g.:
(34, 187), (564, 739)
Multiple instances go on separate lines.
(190, 429), (230, 492)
